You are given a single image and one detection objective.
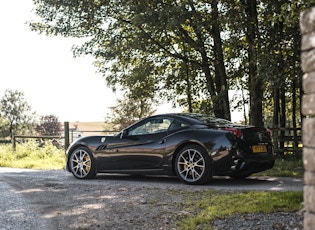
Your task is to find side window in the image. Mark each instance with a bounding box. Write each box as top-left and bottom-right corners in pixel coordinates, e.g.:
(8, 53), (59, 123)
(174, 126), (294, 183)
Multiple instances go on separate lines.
(128, 118), (173, 136)
(168, 119), (188, 131)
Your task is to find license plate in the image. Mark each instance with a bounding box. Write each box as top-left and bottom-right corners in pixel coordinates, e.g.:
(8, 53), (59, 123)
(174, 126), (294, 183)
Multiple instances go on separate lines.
(252, 145), (267, 153)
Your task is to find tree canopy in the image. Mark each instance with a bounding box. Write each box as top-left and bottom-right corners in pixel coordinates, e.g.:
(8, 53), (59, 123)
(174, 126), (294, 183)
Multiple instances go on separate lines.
(0, 89), (36, 139)
(106, 94), (156, 130)
(29, 0), (313, 127)
(36, 115), (62, 136)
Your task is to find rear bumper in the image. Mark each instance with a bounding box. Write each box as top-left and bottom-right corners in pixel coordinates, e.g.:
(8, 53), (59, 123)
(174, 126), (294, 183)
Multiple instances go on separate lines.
(218, 155), (275, 177)
(239, 157), (275, 175)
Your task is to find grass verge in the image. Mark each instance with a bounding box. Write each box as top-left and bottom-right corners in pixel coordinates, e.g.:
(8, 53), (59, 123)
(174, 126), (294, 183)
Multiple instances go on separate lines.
(177, 190), (303, 230)
(0, 142), (65, 170)
(255, 158), (303, 177)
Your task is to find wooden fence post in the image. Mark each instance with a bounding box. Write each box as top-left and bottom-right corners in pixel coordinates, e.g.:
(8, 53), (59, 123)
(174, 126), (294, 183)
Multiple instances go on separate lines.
(12, 135), (16, 151)
(64, 122), (70, 151)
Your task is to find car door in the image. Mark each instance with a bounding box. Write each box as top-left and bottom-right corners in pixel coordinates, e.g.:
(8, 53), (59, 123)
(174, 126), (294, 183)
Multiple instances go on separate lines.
(107, 117), (173, 170)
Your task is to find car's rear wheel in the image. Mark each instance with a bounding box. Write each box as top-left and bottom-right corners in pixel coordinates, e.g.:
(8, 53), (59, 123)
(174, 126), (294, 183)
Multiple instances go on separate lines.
(175, 145), (212, 185)
(69, 147), (96, 179)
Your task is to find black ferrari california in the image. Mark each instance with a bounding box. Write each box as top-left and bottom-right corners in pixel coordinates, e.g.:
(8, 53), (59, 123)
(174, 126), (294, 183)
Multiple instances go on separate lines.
(66, 113), (274, 185)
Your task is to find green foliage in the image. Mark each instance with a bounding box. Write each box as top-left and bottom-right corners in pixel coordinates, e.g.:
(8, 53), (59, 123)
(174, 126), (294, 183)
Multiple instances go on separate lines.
(178, 191), (303, 229)
(106, 93), (156, 130)
(29, 0), (313, 126)
(0, 117), (10, 137)
(0, 142), (65, 170)
(30, 0), (232, 119)
(0, 89), (36, 139)
(255, 158), (303, 177)
(36, 114), (62, 136)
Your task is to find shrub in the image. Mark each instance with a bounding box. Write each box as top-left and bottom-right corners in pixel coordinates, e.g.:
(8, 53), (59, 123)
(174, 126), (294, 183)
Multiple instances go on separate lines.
(0, 142), (65, 169)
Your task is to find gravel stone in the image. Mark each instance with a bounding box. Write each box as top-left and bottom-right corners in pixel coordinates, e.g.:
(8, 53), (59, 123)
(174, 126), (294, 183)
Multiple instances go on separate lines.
(0, 181), (49, 230)
(211, 212), (303, 230)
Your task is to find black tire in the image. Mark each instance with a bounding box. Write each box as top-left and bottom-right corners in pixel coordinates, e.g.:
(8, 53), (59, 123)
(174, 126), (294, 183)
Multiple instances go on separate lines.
(174, 145), (212, 185)
(69, 147), (96, 179)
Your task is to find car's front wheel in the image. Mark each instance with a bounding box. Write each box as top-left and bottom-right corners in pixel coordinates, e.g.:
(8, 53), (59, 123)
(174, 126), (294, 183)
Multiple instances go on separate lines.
(69, 147), (96, 179)
(175, 145), (212, 185)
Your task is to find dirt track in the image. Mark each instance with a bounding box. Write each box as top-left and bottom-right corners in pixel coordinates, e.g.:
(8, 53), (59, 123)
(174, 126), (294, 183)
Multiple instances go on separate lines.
(0, 168), (303, 229)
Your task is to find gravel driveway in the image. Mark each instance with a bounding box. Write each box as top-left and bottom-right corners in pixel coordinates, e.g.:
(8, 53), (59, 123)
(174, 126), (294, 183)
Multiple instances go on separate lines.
(0, 168), (304, 230)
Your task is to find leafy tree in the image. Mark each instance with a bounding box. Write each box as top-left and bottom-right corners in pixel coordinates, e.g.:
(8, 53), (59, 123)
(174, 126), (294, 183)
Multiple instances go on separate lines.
(29, 0), (231, 119)
(0, 117), (10, 138)
(106, 93), (156, 130)
(224, 0), (311, 125)
(0, 89), (36, 140)
(29, 0), (313, 129)
(36, 115), (61, 136)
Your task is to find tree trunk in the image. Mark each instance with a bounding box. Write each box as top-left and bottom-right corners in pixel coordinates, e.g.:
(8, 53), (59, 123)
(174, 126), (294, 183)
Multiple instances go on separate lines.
(211, 0), (231, 120)
(187, 0), (229, 118)
(242, 0), (263, 126)
(200, 50), (221, 117)
(184, 62), (193, 113)
(280, 87), (286, 150)
(276, 0), (286, 152)
(272, 87), (280, 154)
(292, 78), (298, 154)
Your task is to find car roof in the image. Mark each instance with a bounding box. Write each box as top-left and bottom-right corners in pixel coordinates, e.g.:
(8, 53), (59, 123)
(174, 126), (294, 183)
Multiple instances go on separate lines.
(154, 113), (232, 125)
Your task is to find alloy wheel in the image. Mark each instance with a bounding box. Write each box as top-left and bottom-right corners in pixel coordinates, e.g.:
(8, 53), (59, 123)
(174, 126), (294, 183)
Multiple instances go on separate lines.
(70, 148), (93, 179)
(176, 148), (206, 183)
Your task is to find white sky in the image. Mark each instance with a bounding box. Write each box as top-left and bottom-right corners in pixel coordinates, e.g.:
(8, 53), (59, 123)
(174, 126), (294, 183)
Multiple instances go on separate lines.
(0, 1), (241, 123)
(0, 1), (114, 122)
(0, 1), (179, 122)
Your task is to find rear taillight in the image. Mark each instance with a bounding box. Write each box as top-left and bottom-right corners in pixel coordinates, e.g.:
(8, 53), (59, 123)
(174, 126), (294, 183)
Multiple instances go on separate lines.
(223, 127), (243, 138)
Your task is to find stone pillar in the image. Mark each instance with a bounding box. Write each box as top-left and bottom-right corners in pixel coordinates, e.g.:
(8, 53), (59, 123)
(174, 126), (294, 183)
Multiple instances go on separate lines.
(301, 7), (315, 230)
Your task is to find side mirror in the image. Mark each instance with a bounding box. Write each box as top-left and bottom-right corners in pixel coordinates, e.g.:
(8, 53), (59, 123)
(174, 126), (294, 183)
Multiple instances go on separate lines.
(120, 129), (128, 139)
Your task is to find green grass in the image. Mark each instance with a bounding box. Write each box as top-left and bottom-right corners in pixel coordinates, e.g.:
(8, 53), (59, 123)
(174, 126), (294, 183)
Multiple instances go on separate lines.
(177, 191), (303, 230)
(255, 158), (303, 177)
(0, 142), (65, 170)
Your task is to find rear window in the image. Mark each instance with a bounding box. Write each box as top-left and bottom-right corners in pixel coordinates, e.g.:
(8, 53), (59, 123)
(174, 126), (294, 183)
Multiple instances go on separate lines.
(168, 119), (188, 131)
(181, 113), (232, 125)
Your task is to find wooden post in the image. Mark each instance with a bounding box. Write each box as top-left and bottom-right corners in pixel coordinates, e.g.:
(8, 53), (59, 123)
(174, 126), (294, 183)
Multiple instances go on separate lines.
(64, 122), (70, 151)
(12, 135), (16, 151)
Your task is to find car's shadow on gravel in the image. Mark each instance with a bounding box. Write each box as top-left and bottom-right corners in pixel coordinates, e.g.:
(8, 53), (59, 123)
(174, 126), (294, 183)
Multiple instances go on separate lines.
(93, 173), (273, 185)
(94, 173), (181, 184)
(0, 168), (302, 191)
(89, 173), (300, 191)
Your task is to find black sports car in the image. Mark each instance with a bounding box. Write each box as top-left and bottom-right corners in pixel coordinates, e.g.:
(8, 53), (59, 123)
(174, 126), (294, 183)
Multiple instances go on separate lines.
(66, 113), (274, 185)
